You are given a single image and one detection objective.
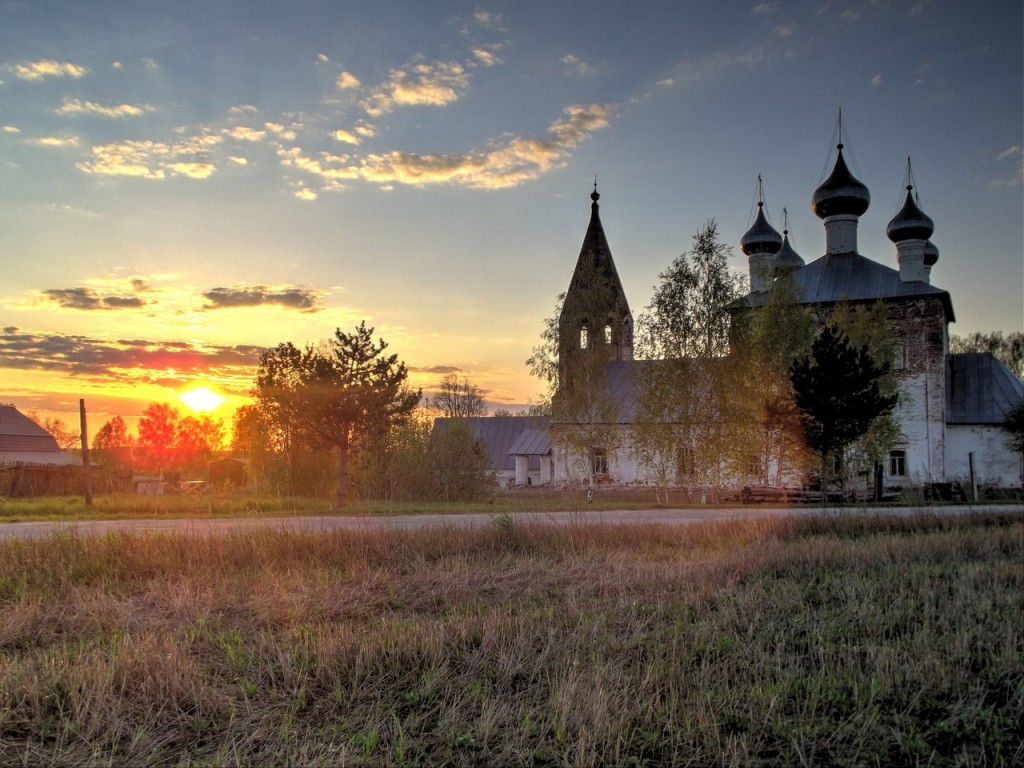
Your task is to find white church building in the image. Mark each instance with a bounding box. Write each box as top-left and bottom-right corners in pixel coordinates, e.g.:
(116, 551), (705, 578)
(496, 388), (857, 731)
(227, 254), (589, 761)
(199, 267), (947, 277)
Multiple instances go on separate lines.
(441, 140), (1024, 496)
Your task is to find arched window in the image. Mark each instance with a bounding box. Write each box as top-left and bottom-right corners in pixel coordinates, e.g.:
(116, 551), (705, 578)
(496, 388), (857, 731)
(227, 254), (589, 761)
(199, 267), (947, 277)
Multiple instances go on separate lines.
(893, 342), (906, 371)
(888, 449), (906, 476)
(580, 326), (589, 349)
(604, 324), (613, 344)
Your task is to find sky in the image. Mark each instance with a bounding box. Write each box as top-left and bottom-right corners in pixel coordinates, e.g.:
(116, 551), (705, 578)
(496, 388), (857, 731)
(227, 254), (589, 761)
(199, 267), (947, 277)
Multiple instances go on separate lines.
(1, 0), (1021, 437)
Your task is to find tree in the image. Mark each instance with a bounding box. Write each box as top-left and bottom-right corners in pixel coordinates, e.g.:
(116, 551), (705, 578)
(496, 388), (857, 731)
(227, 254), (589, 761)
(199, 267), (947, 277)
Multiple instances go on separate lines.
(136, 403), (179, 475)
(430, 419), (494, 502)
(1003, 401), (1024, 454)
(726, 272), (814, 487)
(951, 331), (1024, 378)
(252, 322), (421, 507)
(631, 220), (747, 500)
(525, 291), (565, 414)
(176, 414), (226, 476)
(93, 415), (135, 470)
(828, 301), (902, 488)
(790, 323), (898, 498)
(28, 411), (79, 450)
(429, 374), (487, 418)
(635, 219), (746, 360)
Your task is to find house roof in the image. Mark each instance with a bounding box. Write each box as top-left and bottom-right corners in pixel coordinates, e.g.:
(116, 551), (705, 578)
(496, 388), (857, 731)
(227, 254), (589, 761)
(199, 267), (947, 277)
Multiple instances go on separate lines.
(507, 428), (551, 457)
(731, 250), (955, 321)
(0, 405), (75, 465)
(432, 416), (550, 471)
(946, 353), (1024, 424)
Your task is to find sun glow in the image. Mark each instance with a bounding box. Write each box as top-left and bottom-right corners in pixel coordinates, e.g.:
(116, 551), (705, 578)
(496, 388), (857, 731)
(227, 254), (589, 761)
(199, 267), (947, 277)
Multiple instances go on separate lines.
(179, 386), (225, 413)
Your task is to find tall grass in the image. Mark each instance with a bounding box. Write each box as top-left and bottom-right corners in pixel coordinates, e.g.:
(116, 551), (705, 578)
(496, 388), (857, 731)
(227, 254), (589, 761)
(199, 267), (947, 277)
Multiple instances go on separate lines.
(0, 512), (1021, 766)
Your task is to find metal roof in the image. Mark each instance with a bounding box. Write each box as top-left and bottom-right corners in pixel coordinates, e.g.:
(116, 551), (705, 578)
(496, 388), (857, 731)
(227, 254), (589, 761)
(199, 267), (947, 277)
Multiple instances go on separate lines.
(431, 416), (550, 471)
(0, 405), (65, 453)
(507, 428), (551, 456)
(732, 250), (955, 321)
(946, 353), (1024, 424)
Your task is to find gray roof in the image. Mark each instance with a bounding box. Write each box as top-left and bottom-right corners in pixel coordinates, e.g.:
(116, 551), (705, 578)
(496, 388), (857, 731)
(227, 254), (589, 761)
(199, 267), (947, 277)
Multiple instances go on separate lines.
(556, 359), (719, 425)
(0, 405), (74, 465)
(946, 353), (1024, 424)
(431, 416), (550, 471)
(507, 428), (551, 456)
(732, 250), (955, 321)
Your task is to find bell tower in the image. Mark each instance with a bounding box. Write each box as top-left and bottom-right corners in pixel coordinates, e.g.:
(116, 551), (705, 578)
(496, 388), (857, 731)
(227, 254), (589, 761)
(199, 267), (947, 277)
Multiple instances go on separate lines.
(557, 183), (633, 396)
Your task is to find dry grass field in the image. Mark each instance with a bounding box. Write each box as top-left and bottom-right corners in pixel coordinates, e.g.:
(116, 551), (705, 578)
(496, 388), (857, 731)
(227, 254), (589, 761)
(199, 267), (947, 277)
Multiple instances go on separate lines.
(0, 510), (1021, 766)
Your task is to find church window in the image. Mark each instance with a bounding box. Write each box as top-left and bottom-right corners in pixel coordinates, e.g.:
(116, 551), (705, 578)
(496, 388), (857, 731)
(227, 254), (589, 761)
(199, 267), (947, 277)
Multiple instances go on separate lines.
(580, 326), (589, 349)
(888, 450), (906, 476)
(604, 324), (613, 344)
(893, 342), (906, 371)
(676, 444), (694, 477)
(591, 447), (608, 475)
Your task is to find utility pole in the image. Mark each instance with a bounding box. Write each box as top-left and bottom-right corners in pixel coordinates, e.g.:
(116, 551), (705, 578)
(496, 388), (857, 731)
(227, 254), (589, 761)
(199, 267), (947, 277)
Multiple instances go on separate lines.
(79, 398), (93, 507)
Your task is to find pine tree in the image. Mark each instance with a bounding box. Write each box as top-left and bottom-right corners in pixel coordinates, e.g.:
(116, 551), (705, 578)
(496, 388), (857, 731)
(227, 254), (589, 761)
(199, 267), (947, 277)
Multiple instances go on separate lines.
(790, 323), (897, 498)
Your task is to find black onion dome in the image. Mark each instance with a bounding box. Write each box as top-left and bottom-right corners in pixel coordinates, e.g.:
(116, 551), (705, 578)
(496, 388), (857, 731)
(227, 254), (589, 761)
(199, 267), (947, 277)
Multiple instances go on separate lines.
(740, 202), (783, 255)
(886, 184), (934, 242)
(776, 229), (805, 269)
(812, 144), (870, 219)
(923, 239), (939, 267)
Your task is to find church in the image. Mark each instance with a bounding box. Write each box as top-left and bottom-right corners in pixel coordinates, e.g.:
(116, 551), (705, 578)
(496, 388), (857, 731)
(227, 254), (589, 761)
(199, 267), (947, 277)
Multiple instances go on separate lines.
(443, 138), (1024, 497)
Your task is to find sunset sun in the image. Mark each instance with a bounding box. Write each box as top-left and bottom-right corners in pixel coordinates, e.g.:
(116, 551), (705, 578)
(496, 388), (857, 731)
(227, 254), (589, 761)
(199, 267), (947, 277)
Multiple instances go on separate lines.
(179, 386), (225, 413)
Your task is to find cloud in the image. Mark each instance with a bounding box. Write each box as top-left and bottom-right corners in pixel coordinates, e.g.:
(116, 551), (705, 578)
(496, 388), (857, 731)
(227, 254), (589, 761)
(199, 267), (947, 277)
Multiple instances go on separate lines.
(332, 129), (361, 145)
(473, 10), (502, 28)
(775, 23), (795, 37)
(752, 2), (777, 13)
(28, 135), (80, 148)
(337, 70), (361, 90)
(909, 0), (934, 16)
(472, 47), (500, 67)
(0, 329), (263, 383)
(56, 98), (155, 118)
(992, 145), (1023, 188)
(996, 146), (1022, 162)
(411, 365), (463, 374)
(13, 59), (88, 81)
(76, 133), (223, 179)
(225, 125), (266, 141)
(561, 55), (592, 76)
(871, 74), (883, 86)
(3, 125), (19, 134)
(656, 78), (675, 88)
(202, 285), (324, 311)
(265, 122), (298, 141)
(671, 46), (767, 86)
(285, 103), (612, 191)
(361, 59), (470, 116)
(41, 287), (147, 310)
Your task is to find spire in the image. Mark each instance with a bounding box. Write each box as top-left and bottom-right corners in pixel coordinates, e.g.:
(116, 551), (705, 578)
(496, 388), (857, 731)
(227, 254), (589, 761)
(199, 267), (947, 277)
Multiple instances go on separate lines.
(740, 176), (783, 256)
(557, 184), (634, 394)
(775, 207), (805, 274)
(741, 176), (782, 292)
(812, 116), (870, 255)
(812, 143), (871, 219)
(888, 159), (936, 283)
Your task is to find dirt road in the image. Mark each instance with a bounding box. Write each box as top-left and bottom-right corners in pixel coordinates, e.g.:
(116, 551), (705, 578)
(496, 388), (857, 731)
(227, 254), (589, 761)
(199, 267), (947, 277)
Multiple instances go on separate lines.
(0, 504), (1010, 540)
